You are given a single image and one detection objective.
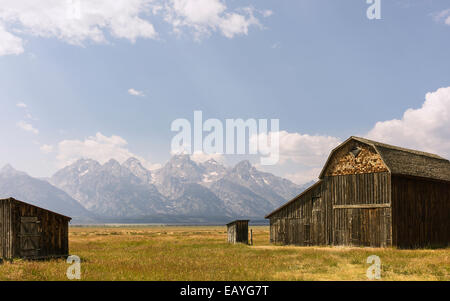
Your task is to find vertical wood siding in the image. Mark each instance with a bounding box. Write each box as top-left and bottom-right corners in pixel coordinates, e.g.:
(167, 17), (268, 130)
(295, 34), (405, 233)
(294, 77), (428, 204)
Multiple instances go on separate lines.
(326, 172), (393, 247)
(227, 220), (248, 244)
(0, 199), (13, 258)
(269, 172), (393, 247)
(269, 183), (327, 246)
(322, 173), (391, 206)
(391, 175), (450, 248)
(1, 199), (70, 259)
(333, 207), (391, 247)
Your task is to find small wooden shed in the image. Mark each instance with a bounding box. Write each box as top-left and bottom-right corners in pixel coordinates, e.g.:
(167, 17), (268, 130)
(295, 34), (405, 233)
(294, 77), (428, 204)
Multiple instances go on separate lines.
(227, 220), (249, 244)
(0, 198), (71, 259)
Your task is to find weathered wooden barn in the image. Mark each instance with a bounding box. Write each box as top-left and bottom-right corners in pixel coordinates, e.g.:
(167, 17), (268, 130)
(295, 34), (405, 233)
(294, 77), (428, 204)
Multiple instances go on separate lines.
(0, 198), (71, 259)
(266, 137), (450, 248)
(227, 220), (249, 244)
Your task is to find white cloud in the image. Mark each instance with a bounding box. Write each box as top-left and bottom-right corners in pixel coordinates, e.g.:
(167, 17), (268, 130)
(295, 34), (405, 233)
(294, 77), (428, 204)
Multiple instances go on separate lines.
(25, 113), (36, 120)
(366, 86), (450, 159)
(164, 0), (263, 39)
(433, 9), (450, 25)
(17, 120), (38, 134)
(16, 102), (27, 108)
(271, 42), (281, 49)
(285, 168), (322, 186)
(128, 88), (145, 97)
(0, 0), (270, 55)
(55, 132), (160, 170)
(0, 0), (157, 53)
(0, 25), (23, 56)
(249, 131), (341, 184)
(253, 131), (342, 167)
(262, 10), (273, 18)
(40, 144), (54, 154)
(190, 151), (225, 163)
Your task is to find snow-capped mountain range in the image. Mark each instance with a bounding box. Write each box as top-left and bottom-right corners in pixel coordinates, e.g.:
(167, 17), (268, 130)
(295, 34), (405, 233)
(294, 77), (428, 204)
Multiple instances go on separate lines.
(0, 155), (313, 223)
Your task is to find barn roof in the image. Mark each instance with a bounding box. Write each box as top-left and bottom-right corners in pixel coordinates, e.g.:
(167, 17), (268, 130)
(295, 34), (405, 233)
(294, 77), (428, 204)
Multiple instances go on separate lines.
(265, 180), (322, 219)
(319, 136), (450, 182)
(0, 197), (72, 220)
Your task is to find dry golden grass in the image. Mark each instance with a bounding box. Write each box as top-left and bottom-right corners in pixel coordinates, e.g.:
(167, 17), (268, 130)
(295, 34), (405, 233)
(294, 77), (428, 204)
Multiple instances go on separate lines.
(0, 226), (448, 281)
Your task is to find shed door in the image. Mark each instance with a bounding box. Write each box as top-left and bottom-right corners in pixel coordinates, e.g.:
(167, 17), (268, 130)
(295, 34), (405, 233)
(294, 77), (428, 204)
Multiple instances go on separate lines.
(20, 217), (41, 257)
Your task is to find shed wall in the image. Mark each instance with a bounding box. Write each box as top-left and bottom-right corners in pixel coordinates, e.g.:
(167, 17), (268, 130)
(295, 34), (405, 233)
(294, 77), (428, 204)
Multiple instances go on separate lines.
(227, 221), (248, 244)
(0, 199), (70, 259)
(0, 199), (13, 258)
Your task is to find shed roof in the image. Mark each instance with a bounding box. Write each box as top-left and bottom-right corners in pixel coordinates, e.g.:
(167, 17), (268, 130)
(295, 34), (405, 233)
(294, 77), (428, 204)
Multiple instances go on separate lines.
(319, 136), (450, 182)
(226, 220), (249, 226)
(0, 197), (72, 220)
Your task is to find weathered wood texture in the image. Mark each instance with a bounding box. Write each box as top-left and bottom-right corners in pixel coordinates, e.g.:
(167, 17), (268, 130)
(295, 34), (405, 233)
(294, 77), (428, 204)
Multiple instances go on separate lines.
(269, 183), (327, 246)
(0, 198), (71, 259)
(326, 172), (392, 247)
(227, 220), (249, 244)
(333, 207), (392, 247)
(391, 175), (450, 248)
(268, 137), (450, 249)
(323, 172), (391, 206)
(0, 199), (13, 258)
(269, 173), (392, 247)
(324, 142), (388, 177)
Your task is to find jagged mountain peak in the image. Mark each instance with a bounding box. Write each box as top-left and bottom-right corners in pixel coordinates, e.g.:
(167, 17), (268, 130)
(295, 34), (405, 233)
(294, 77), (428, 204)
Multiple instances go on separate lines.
(1, 163), (15, 171)
(157, 154), (204, 182)
(233, 160), (254, 172)
(1, 164), (17, 173)
(48, 153), (309, 220)
(123, 157), (142, 166)
(0, 164), (28, 177)
(103, 158), (121, 167)
(205, 158), (218, 164)
(74, 158), (98, 164)
(122, 157), (152, 184)
(168, 154), (196, 166)
(69, 158), (101, 169)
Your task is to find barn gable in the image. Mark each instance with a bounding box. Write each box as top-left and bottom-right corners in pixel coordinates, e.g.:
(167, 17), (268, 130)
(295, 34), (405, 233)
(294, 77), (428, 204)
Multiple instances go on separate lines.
(320, 139), (388, 177)
(319, 136), (450, 182)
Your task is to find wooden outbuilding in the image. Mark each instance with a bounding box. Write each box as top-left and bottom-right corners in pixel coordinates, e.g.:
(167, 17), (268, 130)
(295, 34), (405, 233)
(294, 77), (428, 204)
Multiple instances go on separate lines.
(227, 220), (249, 244)
(266, 137), (450, 249)
(0, 198), (71, 259)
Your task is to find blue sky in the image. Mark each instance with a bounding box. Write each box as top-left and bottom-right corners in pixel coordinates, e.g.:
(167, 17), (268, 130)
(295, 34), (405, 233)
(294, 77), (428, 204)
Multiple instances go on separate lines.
(1, 0), (450, 184)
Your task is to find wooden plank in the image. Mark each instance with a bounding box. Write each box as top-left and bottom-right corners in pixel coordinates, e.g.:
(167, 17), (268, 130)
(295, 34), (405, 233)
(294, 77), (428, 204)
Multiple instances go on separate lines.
(333, 204), (390, 209)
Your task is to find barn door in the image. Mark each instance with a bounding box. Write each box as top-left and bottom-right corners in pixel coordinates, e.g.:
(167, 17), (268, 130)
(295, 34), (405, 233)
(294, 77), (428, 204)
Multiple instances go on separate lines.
(20, 217), (41, 257)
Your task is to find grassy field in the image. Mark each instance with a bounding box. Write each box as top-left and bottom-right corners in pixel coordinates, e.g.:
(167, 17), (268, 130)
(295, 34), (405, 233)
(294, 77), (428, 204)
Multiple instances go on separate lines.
(0, 226), (448, 281)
